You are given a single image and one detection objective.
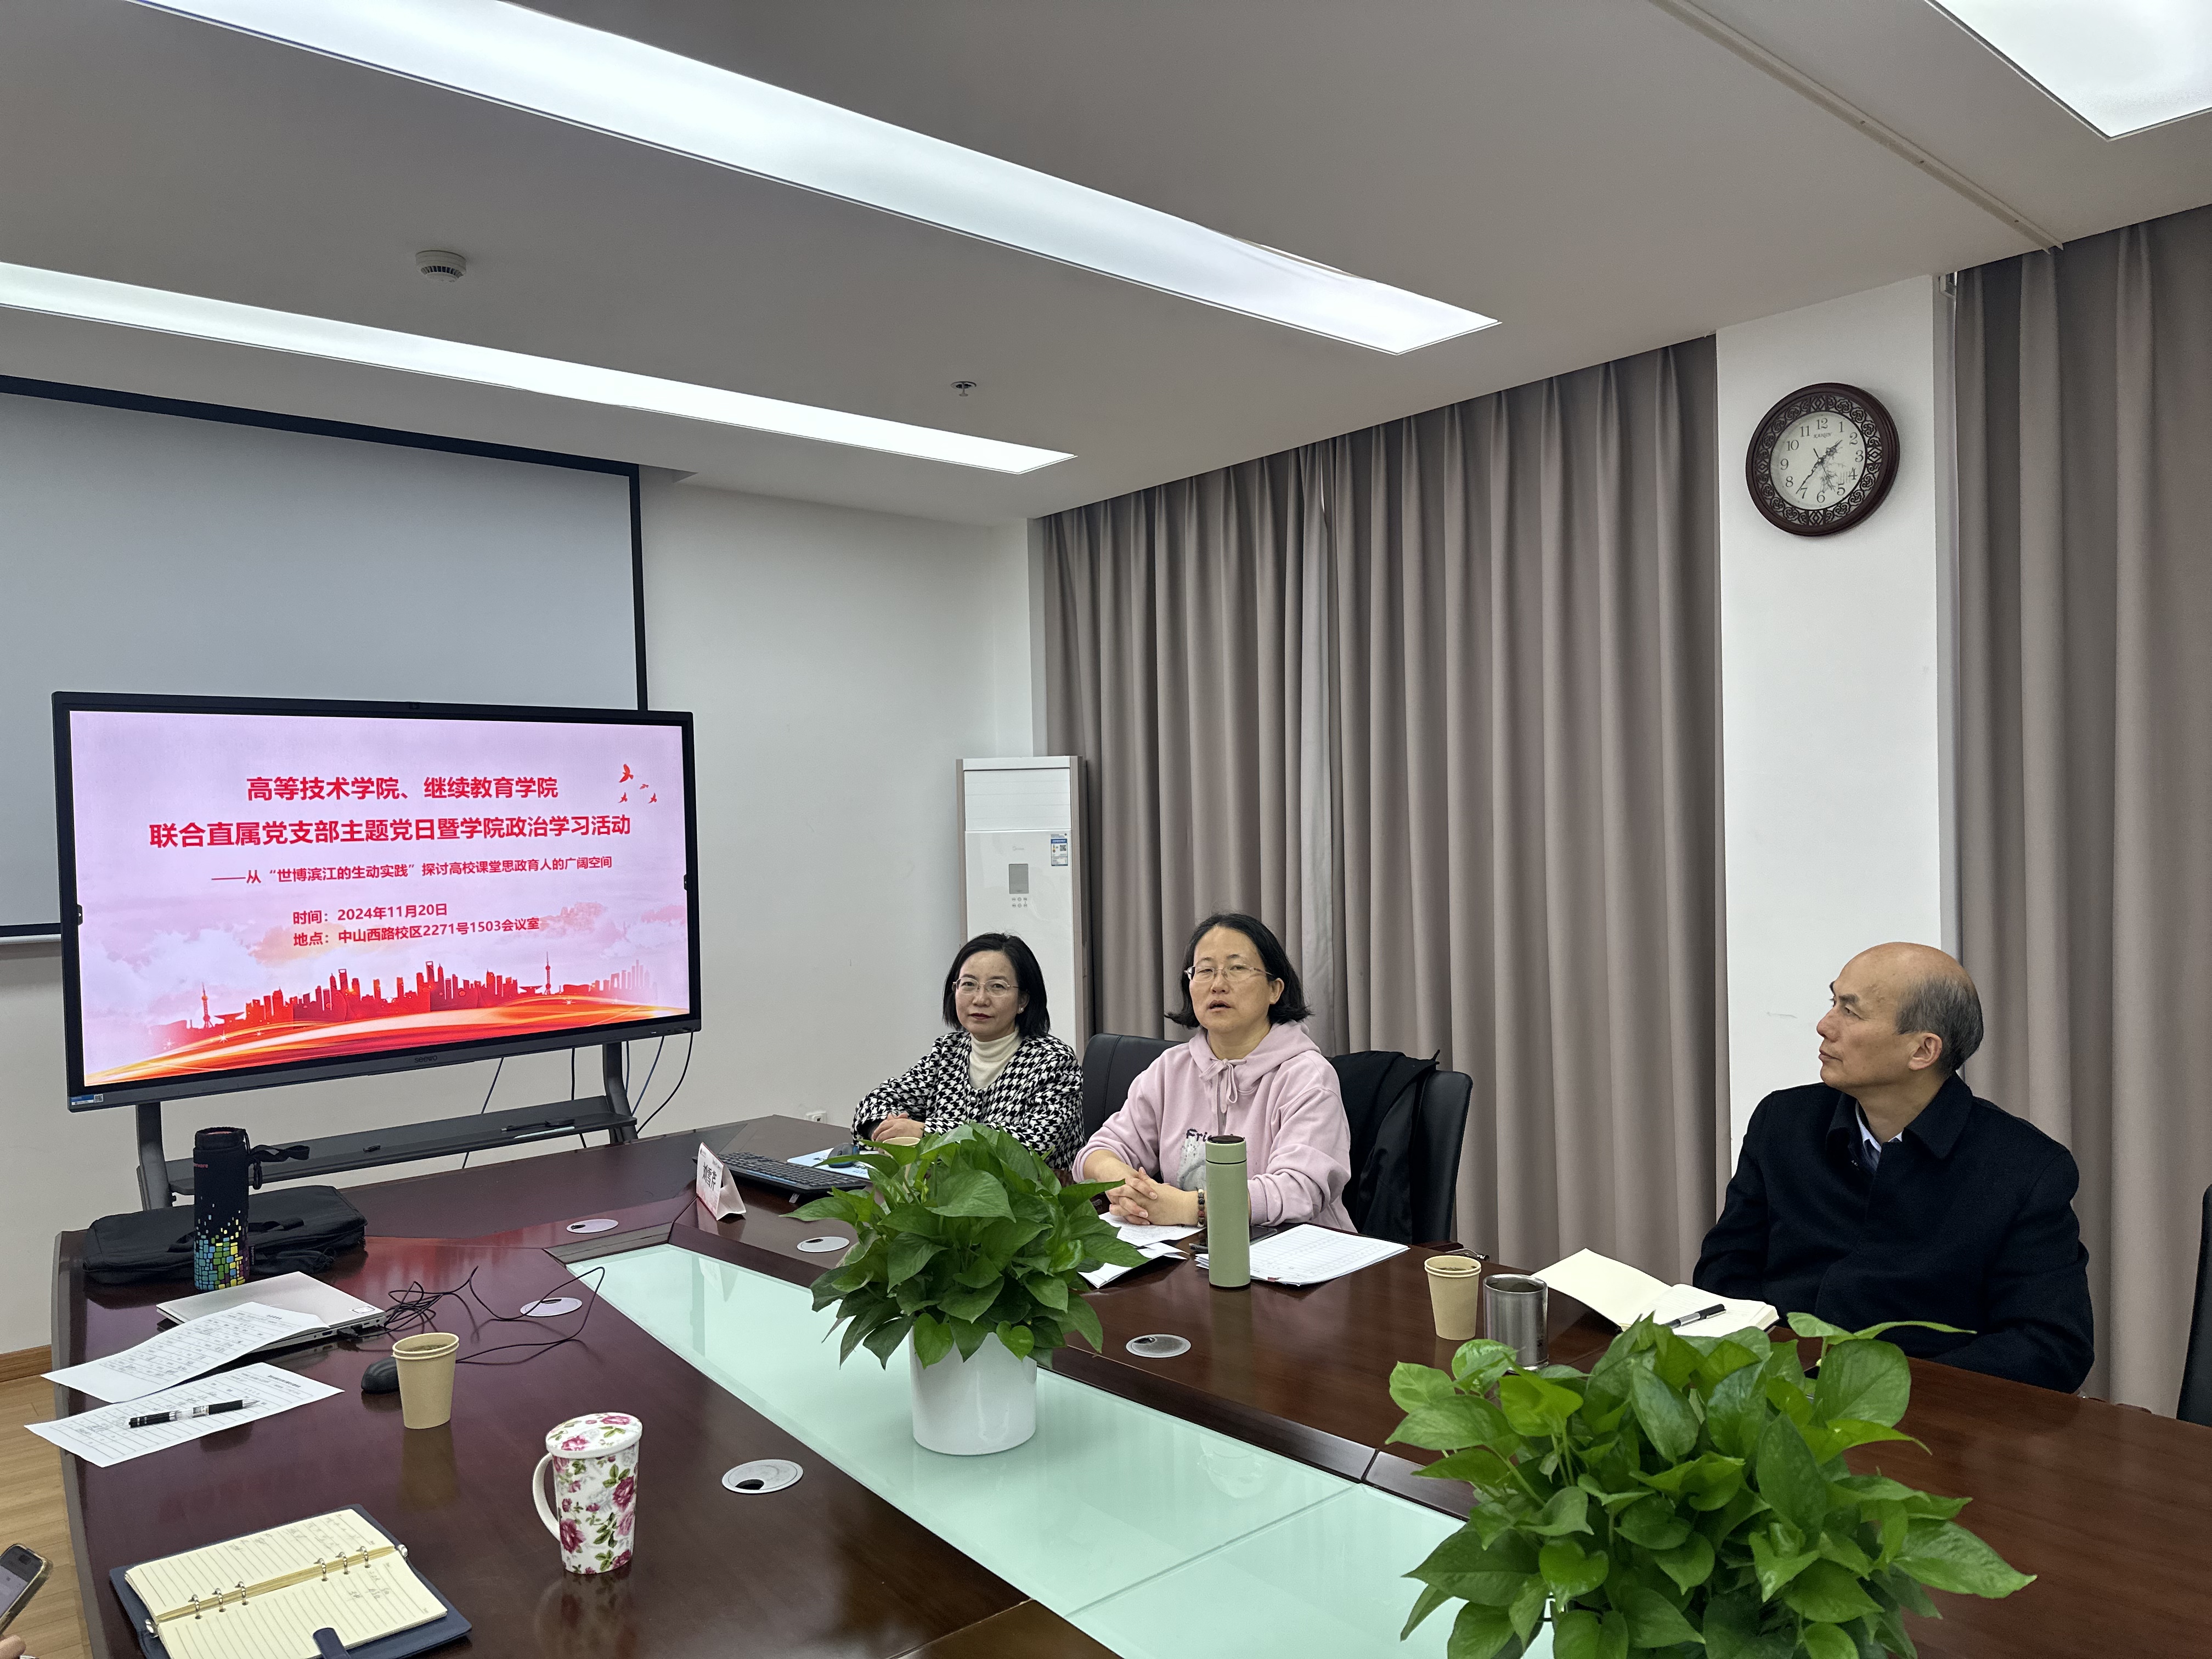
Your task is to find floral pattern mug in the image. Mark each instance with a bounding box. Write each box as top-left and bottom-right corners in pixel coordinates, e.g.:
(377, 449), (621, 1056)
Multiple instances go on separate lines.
(531, 1412), (642, 1575)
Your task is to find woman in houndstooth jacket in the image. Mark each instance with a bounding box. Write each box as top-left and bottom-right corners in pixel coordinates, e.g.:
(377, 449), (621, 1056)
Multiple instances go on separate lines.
(854, 933), (1082, 1167)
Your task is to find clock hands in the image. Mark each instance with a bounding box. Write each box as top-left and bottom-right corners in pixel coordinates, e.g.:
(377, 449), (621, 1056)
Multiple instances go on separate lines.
(1793, 435), (1849, 501)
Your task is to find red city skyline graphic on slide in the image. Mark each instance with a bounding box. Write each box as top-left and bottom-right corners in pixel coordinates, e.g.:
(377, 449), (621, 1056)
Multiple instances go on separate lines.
(87, 952), (676, 1088)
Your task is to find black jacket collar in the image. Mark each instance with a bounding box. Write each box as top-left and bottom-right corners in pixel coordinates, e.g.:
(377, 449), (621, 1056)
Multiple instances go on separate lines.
(1826, 1071), (1973, 1160)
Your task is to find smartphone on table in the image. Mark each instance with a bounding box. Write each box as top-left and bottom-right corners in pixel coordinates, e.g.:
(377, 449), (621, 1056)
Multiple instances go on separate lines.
(0, 1543), (48, 1636)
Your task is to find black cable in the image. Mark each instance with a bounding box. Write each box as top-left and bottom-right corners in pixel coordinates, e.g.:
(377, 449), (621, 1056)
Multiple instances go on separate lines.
(631, 1035), (666, 1125)
(458, 1056), (504, 1170)
(634, 1031), (694, 1136)
(378, 1259), (608, 1367)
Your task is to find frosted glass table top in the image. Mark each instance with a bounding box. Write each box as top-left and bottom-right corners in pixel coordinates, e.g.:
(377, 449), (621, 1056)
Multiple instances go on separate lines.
(591, 1243), (1543, 1658)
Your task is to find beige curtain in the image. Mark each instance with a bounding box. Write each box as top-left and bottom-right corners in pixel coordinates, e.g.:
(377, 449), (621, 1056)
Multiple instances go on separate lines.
(1042, 341), (1723, 1278)
(1957, 202), (2212, 1412)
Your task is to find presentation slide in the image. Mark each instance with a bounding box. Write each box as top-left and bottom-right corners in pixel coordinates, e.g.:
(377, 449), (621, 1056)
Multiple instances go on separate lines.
(66, 709), (691, 1092)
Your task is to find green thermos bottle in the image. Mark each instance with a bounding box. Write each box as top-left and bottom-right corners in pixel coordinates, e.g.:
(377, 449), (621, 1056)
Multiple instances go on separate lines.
(1205, 1135), (1250, 1290)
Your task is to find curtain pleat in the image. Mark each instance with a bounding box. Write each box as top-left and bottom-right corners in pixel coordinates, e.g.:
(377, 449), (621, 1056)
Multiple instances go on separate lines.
(1957, 201), (2212, 1410)
(1043, 339), (1722, 1280)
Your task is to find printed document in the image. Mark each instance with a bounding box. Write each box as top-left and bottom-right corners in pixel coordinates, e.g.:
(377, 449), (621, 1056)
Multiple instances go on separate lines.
(27, 1364), (340, 1468)
(1534, 1248), (1777, 1339)
(46, 1303), (328, 1403)
(1197, 1225), (1407, 1286)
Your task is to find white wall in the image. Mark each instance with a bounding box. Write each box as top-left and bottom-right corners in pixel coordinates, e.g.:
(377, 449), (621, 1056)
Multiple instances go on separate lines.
(1717, 275), (1955, 1156)
(608, 478), (1033, 1142)
(0, 477), (1032, 1356)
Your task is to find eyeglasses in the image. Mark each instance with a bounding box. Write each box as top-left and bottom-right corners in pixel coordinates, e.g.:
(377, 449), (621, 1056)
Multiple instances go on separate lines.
(1186, 963), (1268, 989)
(956, 977), (1017, 997)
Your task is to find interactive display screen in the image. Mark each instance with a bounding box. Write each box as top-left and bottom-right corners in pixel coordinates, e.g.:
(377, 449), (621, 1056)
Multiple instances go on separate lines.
(56, 696), (697, 1108)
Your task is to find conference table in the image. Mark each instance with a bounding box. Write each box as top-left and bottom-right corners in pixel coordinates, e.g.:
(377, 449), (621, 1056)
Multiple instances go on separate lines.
(51, 1114), (2212, 1658)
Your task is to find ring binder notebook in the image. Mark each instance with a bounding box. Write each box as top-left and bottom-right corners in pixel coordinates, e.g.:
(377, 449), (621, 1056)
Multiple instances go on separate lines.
(110, 1506), (469, 1659)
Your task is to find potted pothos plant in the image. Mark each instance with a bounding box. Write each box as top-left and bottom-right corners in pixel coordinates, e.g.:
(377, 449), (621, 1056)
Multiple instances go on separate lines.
(1387, 1313), (2033, 1659)
(794, 1122), (1144, 1454)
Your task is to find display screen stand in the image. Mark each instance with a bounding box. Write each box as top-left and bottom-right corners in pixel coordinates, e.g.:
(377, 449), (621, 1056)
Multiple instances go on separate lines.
(131, 1042), (639, 1208)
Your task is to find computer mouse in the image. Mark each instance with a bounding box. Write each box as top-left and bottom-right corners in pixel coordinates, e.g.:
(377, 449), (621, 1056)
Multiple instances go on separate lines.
(361, 1357), (400, 1394)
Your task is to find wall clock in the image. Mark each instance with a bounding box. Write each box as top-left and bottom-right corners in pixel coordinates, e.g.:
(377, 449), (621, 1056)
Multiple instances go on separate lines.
(1745, 382), (1898, 537)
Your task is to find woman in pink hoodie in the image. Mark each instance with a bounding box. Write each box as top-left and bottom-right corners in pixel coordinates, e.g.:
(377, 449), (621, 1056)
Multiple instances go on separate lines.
(1076, 912), (1353, 1231)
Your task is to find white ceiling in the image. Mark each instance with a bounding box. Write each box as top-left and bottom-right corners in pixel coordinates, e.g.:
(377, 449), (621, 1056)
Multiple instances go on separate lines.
(2, 0), (2208, 524)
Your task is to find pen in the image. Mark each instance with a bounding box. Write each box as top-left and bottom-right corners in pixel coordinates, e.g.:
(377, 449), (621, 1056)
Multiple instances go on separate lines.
(1662, 1304), (1726, 1330)
(128, 1400), (251, 1428)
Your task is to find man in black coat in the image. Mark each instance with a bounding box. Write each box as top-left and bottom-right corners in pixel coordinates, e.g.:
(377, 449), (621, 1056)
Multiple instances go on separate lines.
(1695, 942), (2093, 1393)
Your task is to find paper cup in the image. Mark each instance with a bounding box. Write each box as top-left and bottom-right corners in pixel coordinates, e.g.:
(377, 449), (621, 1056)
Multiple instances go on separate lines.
(393, 1331), (460, 1430)
(1424, 1255), (1483, 1341)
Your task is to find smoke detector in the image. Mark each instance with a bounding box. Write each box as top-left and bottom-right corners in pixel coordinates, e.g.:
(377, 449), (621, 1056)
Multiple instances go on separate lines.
(415, 250), (467, 283)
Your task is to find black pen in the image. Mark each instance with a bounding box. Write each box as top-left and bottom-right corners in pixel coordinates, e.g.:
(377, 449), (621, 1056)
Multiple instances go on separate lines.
(1662, 1304), (1726, 1330)
(128, 1400), (251, 1428)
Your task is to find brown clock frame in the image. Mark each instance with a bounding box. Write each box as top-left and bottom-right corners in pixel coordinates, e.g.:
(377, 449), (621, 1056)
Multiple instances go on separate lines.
(1745, 382), (1899, 537)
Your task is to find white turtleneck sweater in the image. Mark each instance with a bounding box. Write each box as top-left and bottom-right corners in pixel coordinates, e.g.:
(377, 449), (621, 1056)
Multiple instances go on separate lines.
(968, 1028), (1020, 1091)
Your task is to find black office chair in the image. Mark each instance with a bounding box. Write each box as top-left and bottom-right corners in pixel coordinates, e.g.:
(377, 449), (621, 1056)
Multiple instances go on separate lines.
(1078, 1031), (1176, 1146)
(2180, 1184), (2212, 1426)
(1333, 1051), (1472, 1244)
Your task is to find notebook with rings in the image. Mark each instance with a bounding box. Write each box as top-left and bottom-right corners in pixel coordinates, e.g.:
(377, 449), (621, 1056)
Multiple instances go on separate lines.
(109, 1506), (468, 1659)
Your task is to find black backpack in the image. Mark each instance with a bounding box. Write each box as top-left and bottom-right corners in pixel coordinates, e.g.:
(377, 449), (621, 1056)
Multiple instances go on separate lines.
(83, 1186), (368, 1285)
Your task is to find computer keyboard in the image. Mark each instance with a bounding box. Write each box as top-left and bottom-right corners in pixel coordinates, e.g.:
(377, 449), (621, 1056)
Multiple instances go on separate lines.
(723, 1150), (871, 1195)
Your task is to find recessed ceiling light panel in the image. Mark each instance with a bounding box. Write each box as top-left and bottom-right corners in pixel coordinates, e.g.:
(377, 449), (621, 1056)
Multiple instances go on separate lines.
(129, 0), (1498, 353)
(1933, 0), (2212, 137)
(0, 261), (1072, 472)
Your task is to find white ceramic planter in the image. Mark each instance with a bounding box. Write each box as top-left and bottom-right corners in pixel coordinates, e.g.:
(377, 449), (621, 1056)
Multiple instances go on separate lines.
(909, 1331), (1037, 1454)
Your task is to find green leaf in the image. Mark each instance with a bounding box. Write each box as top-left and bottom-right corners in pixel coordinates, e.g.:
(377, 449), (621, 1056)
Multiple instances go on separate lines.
(1892, 1520), (2034, 1598)
(1508, 1573), (1547, 1644)
(1835, 1319), (1971, 1343)
(1703, 1362), (1771, 1462)
(1390, 1392), (1526, 1457)
(1802, 1418), (1924, 1463)
(1815, 1526), (1874, 1576)
(1699, 1589), (1791, 1659)
(1797, 1623), (1857, 1659)
(1748, 1528), (1819, 1600)
(1787, 1311), (1854, 1341)
(1780, 1559), (1882, 1623)
(1539, 1539), (1611, 1599)
(1527, 1486), (1593, 1538)
(1753, 1413), (1829, 1539)
(1391, 1362), (1460, 1410)
(1060, 1293), (1105, 1353)
(1551, 1610), (1603, 1659)
(1629, 1366), (1702, 1464)
(1418, 1449), (1530, 1502)
(910, 1312), (954, 1368)
(1555, 1612), (1633, 1659)
(1812, 1339), (1911, 1429)
(885, 1234), (941, 1285)
(1453, 1339), (1522, 1391)
(1023, 1273), (1070, 1311)
(927, 1165), (1013, 1219)
(1500, 1371), (1585, 1438)
(1446, 1602), (1522, 1659)
(1881, 1566), (1937, 1618)
(1414, 1528), (1541, 1578)
(1615, 1585), (1702, 1648)
(1616, 1495), (1692, 1551)
(1402, 1581), (1455, 1639)
(1636, 1452), (1745, 1511)
(1654, 1532), (1716, 1593)
(1418, 1571), (1534, 1607)
(938, 1279), (1002, 1324)
(860, 1314), (914, 1365)
(994, 1321), (1036, 1361)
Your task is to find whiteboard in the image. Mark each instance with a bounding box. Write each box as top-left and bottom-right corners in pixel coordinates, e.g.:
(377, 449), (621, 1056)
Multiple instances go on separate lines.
(0, 385), (639, 929)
